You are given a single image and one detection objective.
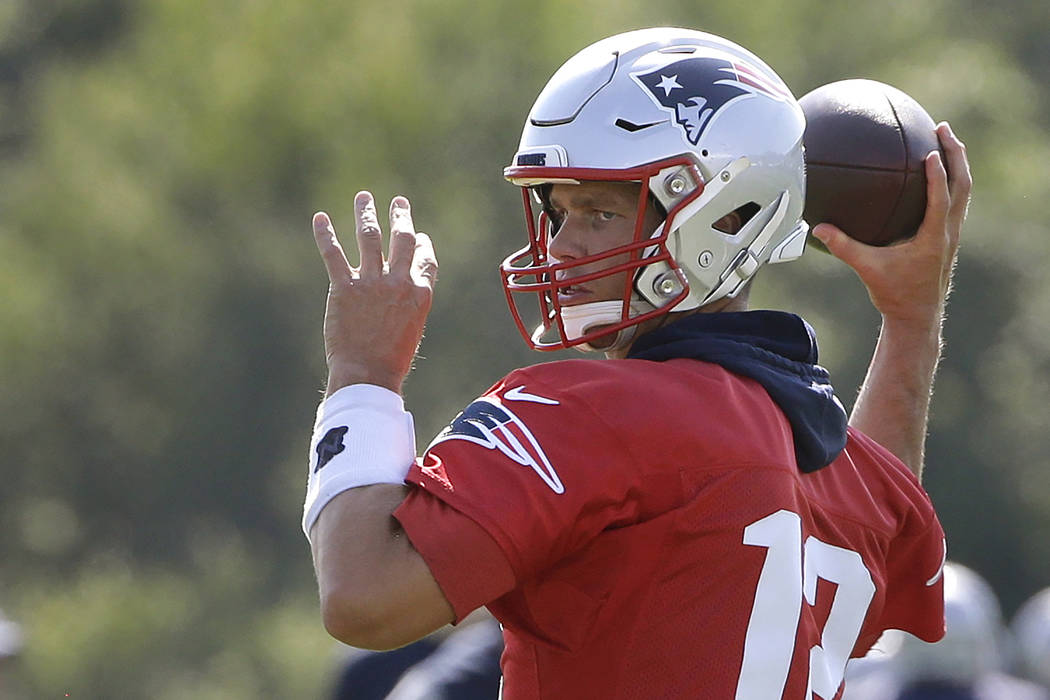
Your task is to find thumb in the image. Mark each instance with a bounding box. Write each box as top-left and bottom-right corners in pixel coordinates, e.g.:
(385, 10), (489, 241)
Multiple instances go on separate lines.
(812, 223), (871, 268)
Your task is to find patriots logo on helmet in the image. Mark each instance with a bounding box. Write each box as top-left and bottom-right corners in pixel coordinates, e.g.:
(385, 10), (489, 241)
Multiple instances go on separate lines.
(428, 396), (564, 494)
(633, 56), (790, 146)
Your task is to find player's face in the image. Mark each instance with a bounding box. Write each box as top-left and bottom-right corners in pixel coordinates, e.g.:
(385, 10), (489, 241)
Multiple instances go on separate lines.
(546, 181), (662, 311)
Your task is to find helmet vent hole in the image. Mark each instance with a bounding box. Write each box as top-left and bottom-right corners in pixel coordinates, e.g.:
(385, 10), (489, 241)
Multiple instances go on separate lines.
(701, 149), (709, 157)
(713, 202), (760, 235)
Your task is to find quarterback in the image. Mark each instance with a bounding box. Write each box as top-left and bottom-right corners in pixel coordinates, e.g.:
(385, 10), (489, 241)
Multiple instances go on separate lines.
(303, 28), (970, 698)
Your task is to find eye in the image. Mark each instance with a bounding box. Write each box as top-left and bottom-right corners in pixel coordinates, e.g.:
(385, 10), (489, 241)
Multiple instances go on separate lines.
(596, 210), (618, 222)
(544, 206), (565, 234)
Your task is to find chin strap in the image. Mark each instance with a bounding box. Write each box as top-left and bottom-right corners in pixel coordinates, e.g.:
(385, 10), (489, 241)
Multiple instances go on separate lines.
(558, 299), (655, 353)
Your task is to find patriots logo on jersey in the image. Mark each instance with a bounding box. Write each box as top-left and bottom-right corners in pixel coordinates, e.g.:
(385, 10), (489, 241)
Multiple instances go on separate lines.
(633, 56), (790, 146)
(315, 426), (348, 473)
(428, 389), (564, 494)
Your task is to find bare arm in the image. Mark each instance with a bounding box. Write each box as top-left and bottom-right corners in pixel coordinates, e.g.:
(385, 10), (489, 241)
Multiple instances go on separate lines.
(813, 123), (971, 479)
(850, 315), (943, 476)
(308, 192), (453, 649)
(310, 484), (454, 649)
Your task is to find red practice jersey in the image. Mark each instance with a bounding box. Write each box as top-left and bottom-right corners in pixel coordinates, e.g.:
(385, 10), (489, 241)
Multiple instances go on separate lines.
(394, 357), (946, 699)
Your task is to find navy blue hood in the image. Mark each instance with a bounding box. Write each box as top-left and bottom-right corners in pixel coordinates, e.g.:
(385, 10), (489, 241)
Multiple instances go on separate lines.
(627, 310), (847, 472)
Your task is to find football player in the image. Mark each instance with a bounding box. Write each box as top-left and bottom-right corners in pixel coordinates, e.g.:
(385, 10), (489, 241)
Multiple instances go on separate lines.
(1012, 587), (1050, 691)
(842, 563), (1050, 700)
(303, 28), (971, 698)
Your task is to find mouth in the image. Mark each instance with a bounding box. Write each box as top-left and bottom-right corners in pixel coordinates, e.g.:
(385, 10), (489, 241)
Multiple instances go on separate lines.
(555, 283), (592, 306)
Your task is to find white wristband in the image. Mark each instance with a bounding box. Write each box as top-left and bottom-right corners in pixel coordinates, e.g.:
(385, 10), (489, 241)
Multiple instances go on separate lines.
(302, 384), (416, 540)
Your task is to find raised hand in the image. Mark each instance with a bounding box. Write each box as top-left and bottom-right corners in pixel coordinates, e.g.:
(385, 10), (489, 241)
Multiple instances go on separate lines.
(813, 122), (971, 476)
(312, 191), (438, 396)
(812, 122), (971, 327)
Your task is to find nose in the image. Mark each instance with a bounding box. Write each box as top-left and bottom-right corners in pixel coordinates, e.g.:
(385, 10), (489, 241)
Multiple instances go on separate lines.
(546, 213), (585, 263)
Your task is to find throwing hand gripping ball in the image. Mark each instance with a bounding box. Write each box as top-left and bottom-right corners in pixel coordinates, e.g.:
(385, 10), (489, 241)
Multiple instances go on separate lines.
(801, 79), (943, 248)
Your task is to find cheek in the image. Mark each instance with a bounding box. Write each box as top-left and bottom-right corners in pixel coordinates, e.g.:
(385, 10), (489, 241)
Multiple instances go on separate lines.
(601, 211), (660, 287)
(611, 217), (642, 248)
(643, 205), (664, 238)
(595, 229), (641, 288)
(604, 215), (652, 264)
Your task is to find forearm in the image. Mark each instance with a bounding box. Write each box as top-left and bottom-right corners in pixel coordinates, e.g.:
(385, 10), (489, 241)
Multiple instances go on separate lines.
(311, 484), (454, 649)
(850, 316), (943, 479)
(303, 383), (452, 649)
(816, 124), (968, 481)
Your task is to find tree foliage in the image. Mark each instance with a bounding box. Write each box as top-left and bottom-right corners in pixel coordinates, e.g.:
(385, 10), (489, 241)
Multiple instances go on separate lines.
(1, 0), (1047, 695)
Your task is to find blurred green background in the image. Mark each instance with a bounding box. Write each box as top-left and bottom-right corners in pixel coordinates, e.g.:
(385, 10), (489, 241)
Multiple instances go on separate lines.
(1, 0), (1047, 696)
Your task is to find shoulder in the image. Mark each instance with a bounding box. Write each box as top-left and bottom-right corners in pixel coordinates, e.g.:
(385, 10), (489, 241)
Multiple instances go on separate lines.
(501, 358), (658, 391)
(818, 427), (940, 533)
(494, 357), (793, 468)
(501, 357), (768, 411)
(845, 428), (932, 501)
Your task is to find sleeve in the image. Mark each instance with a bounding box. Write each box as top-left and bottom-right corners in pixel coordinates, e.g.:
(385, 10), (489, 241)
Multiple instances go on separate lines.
(393, 487), (516, 623)
(400, 365), (650, 593)
(876, 501), (947, 642)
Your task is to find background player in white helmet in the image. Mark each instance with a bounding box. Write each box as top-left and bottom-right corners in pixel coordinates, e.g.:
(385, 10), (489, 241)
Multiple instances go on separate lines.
(843, 563), (1050, 700)
(1012, 587), (1050, 691)
(302, 27), (971, 698)
(0, 608), (24, 699)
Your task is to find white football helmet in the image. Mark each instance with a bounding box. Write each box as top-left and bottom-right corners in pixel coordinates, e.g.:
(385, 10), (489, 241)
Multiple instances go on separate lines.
(501, 27), (808, 351)
(890, 562), (1006, 685)
(1012, 587), (1050, 688)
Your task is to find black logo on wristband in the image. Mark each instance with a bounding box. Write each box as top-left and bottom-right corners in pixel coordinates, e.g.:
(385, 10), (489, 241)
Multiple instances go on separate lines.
(315, 426), (349, 472)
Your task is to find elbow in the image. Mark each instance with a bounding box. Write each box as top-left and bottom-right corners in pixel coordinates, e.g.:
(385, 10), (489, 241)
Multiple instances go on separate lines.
(319, 584), (409, 651)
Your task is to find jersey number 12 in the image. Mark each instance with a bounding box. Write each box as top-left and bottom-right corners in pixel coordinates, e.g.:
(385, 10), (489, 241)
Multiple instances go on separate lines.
(734, 509), (875, 699)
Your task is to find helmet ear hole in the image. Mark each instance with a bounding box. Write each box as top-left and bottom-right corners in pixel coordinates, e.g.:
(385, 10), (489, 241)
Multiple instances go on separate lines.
(713, 201), (760, 235)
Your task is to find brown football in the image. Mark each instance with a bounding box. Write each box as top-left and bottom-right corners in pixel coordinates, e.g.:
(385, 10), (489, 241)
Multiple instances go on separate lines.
(800, 79), (943, 248)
